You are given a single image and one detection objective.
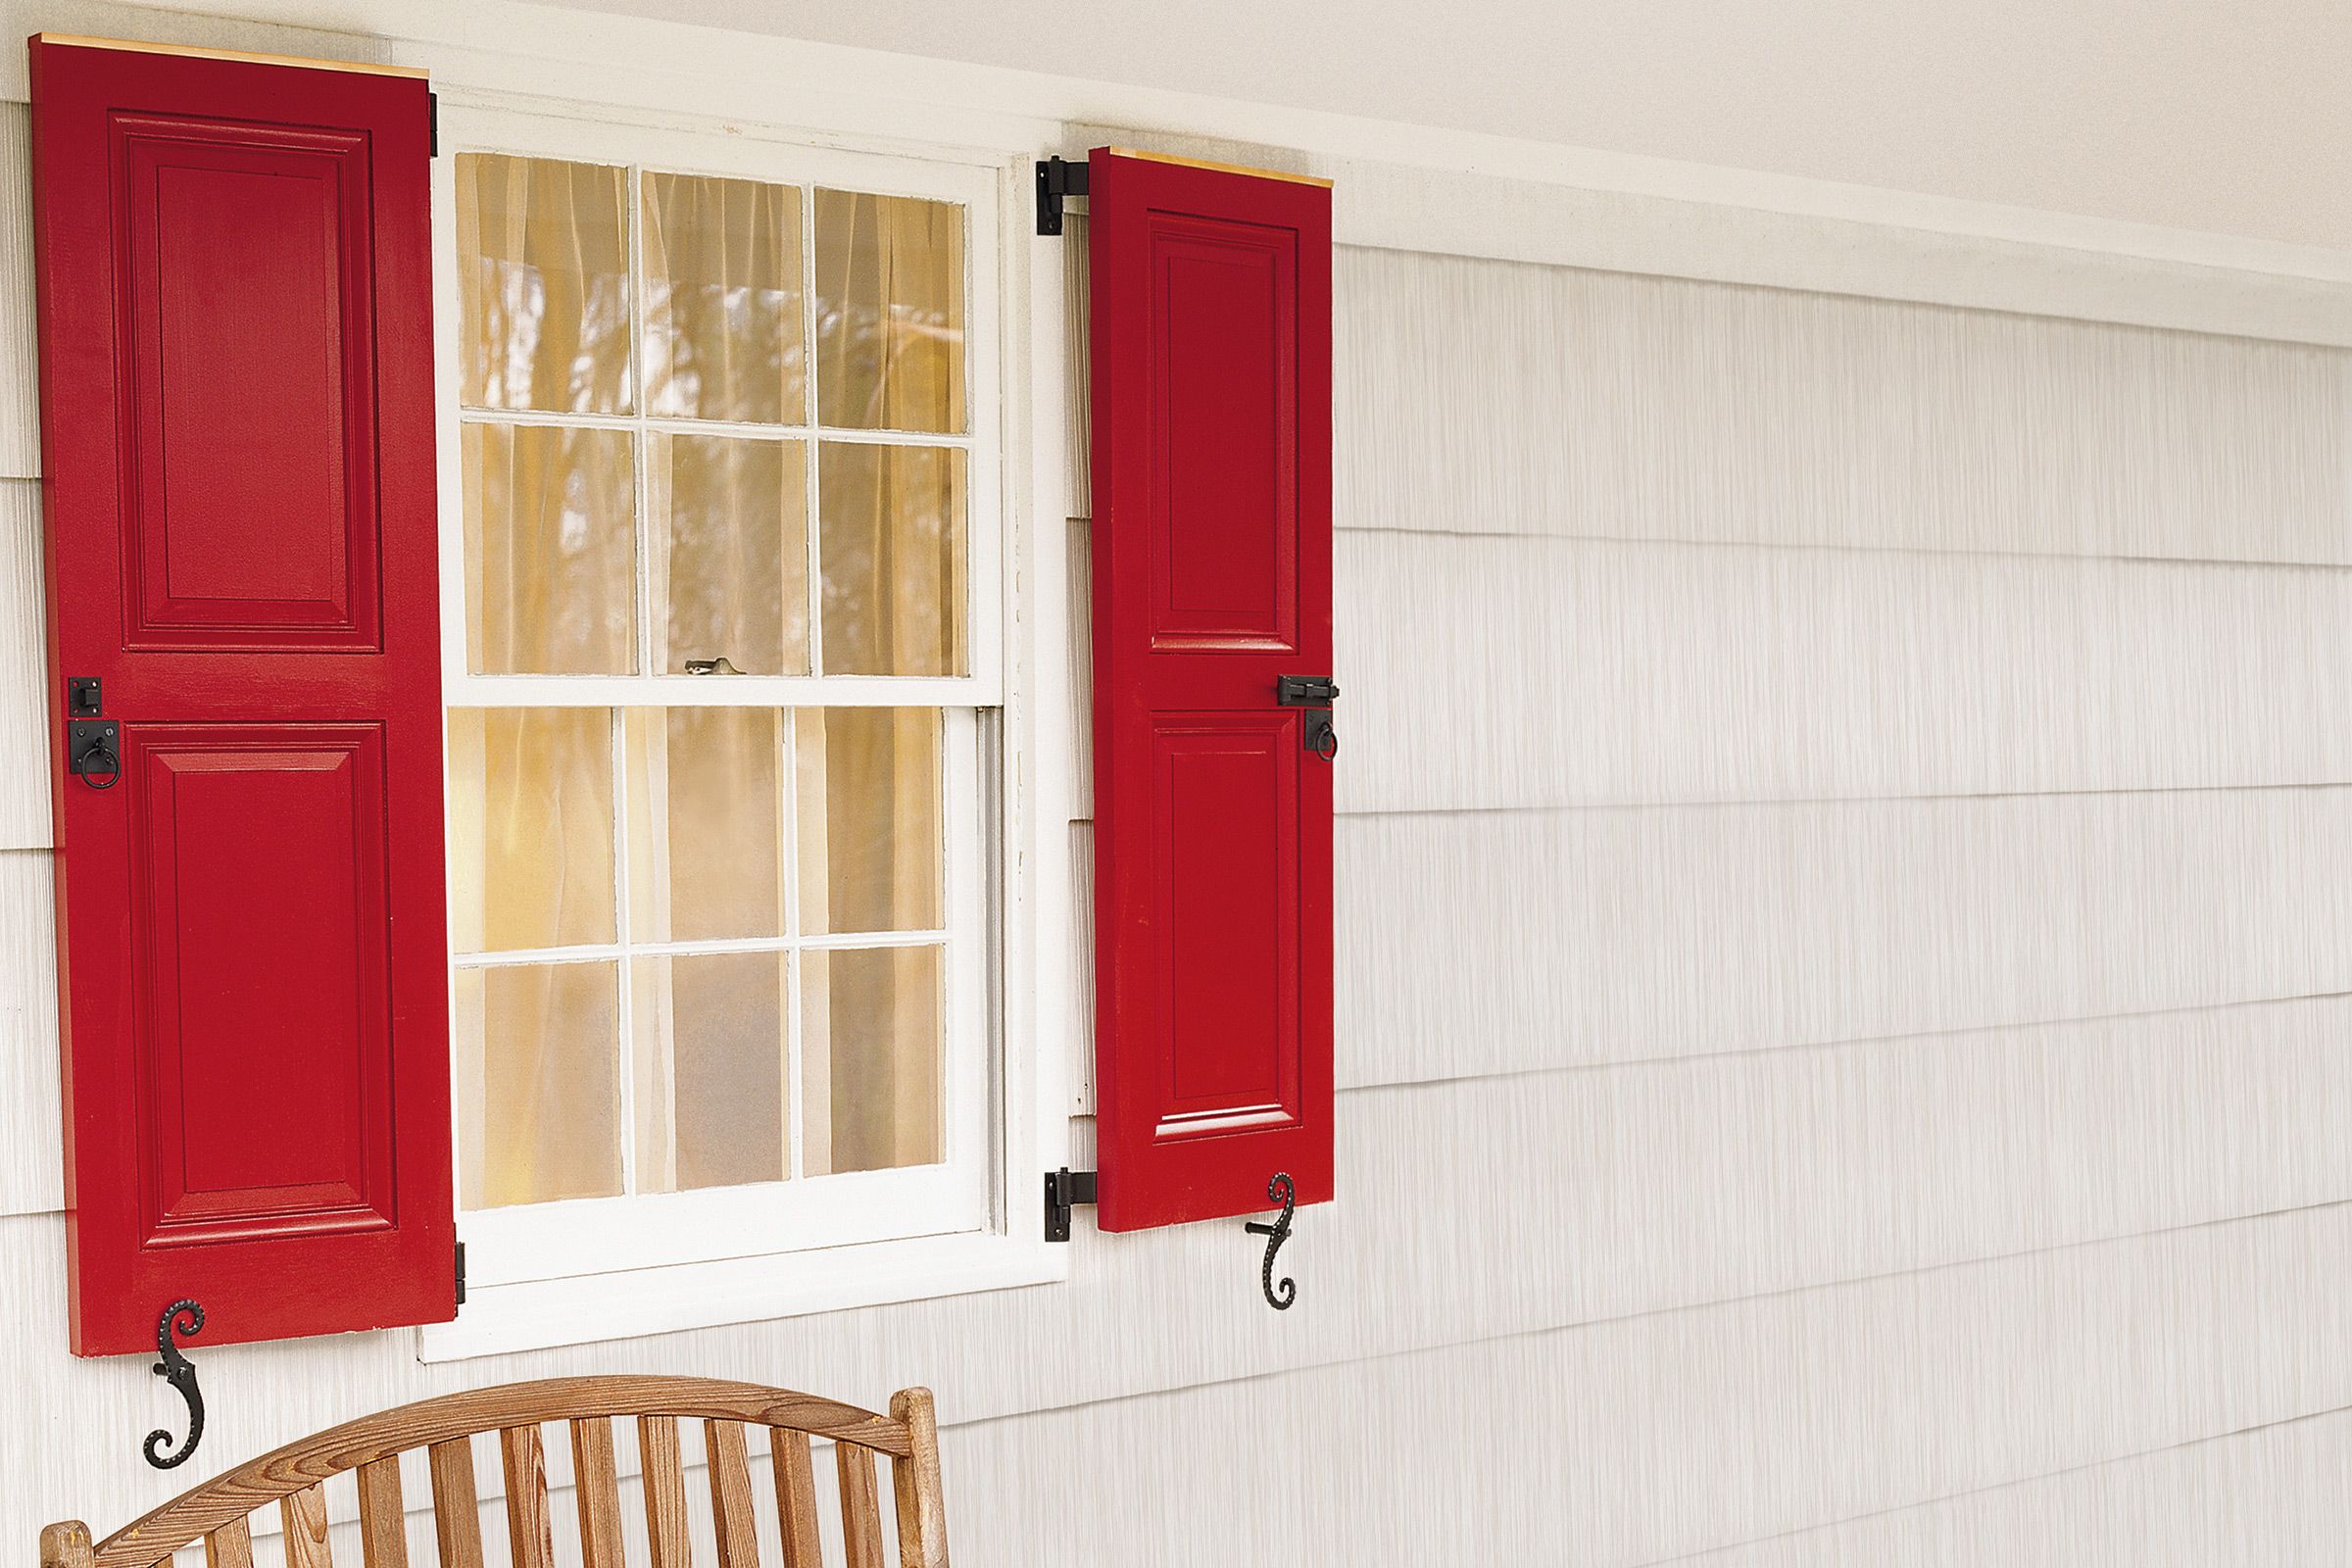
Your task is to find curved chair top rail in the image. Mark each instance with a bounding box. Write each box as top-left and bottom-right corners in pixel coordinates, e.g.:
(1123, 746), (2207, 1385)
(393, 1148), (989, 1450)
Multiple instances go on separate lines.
(79, 1376), (916, 1568)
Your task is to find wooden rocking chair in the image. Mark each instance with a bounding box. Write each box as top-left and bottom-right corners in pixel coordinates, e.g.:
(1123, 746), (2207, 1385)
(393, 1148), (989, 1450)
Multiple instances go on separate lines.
(38, 1377), (948, 1568)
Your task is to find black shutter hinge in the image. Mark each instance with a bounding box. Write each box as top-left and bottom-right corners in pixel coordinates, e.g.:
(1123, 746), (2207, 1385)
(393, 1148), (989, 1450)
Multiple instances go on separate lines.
(453, 1239), (466, 1306)
(1044, 1167), (1097, 1242)
(1035, 156), (1089, 236)
(428, 92), (439, 157)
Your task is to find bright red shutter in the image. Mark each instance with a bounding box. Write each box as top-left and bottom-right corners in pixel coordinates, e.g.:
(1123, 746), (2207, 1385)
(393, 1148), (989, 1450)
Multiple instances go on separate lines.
(29, 35), (453, 1354)
(1089, 149), (1334, 1231)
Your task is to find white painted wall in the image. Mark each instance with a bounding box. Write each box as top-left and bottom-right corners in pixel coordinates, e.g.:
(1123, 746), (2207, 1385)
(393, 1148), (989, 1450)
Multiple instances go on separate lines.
(1, 2), (2350, 1563)
(531, 0), (2352, 252)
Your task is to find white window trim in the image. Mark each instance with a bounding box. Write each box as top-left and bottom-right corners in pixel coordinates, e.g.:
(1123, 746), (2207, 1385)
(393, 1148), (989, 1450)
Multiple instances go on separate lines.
(417, 95), (1071, 1362)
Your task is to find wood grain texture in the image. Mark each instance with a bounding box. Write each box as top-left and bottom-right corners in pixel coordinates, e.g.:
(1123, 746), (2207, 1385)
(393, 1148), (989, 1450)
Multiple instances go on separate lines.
(0, 480), (50, 850)
(564, 1421), (620, 1568)
(0, 107), (36, 480)
(701, 1422), (759, 1568)
(767, 1428), (824, 1568)
(834, 1444), (885, 1568)
(279, 1488), (331, 1568)
(887, 1389), (949, 1568)
(929, 1206), (2352, 1564)
(0, 851), (60, 1216)
(62, 1381), (908, 1568)
(1339, 789), (2352, 1088)
(1335, 531), (2352, 813)
(635, 1417), (690, 1568)
(425, 1441), (483, 1568)
(39, 1521), (92, 1568)
(202, 1518), (253, 1568)
(354, 1458), (406, 1568)
(1334, 246), (2352, 562)
(496, 1428), (552, 1568)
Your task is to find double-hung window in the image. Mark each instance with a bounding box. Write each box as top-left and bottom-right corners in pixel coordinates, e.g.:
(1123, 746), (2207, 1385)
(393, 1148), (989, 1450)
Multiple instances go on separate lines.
(424, 105), (1022, 1355)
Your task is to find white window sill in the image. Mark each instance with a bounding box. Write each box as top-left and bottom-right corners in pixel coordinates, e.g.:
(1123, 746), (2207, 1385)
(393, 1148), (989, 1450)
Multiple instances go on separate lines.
(416, 1230), (1069, 1361)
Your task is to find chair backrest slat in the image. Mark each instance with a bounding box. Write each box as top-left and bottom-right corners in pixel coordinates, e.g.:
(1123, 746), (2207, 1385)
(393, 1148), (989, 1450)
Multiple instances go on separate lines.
(202, 1519), (253, 1568)
(566, 1419), (624, 1568)
(355, 1458), (408, 1568)
(767, 1428), (824, 1568)
(50, 1377), (950, 1568)
(497, 1427), (555, 1568)
(635, 1416), (692, 1568)
(887, 1390), (948, 1568)
(702, 1421), (760, 1568)
(280, 1487), (333, 1568)
(835, 1443), (886, 1568)
(426, 1439), (484, 1568)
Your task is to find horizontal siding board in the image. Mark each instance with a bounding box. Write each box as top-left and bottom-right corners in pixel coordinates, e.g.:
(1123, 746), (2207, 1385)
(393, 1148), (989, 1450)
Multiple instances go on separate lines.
(1341, 788), (2352, 1088)
(1682, 1408), (2352, 1566)
(0, 851), (58, 1215)
(0, 480), (47, 850)
(1335, 246), (2352, 562)
(9, 992), (2352, 1520)
(934, 1205), (2352, 1565)
(1336, 532), (2352, 814)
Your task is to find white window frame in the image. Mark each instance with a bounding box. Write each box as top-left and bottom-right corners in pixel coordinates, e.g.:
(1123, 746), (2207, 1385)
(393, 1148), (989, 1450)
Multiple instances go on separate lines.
(417, 96), (1068, 1361)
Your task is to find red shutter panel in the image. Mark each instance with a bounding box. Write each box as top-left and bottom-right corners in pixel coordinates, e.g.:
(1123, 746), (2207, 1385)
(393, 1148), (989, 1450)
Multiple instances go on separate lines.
(1089, 149), (1334, 1231)
(29, 35), (453, 1354)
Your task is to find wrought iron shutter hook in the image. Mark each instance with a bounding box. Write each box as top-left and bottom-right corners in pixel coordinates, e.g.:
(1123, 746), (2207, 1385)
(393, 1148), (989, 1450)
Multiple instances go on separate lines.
(1244, 1173), (1298, 1310)
(143, 1298), (205, 1469)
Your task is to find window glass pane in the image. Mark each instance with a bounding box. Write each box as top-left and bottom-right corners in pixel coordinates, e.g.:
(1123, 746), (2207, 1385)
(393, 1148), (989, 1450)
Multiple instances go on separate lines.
(626, 708), (786, 942)
(463, 422), (638, 675)
(448, 708), (616, 953)
(457, 155), (633, 414)
(631, 953), (787, 1194)
(648, 434), (808, 675)
(800, 945), (943, 1174)
(813, 189), (964, 433)
(796, 708), (941, 935)
(456, 961), (622, 1209)
(642, 172), (806, 423)
(817, 443), (965, 675)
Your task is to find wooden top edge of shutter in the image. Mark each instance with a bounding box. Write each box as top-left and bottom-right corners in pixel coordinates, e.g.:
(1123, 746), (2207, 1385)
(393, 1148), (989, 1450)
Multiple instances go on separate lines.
(29, 32), (428, 79)
(1098, 146), (1333, 188)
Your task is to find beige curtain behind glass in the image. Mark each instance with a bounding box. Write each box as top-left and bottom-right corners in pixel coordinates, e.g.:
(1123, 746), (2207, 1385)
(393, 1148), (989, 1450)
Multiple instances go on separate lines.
(798, 708), (944, 1173)
(456, 155), (632, 414)
(641, 172), (805, 423)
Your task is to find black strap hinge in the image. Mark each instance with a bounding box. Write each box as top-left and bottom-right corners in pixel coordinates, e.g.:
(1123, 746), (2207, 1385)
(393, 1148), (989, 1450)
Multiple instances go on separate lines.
(1035, 156), (1090, 236)
(1044, 1167), (1097, 1242)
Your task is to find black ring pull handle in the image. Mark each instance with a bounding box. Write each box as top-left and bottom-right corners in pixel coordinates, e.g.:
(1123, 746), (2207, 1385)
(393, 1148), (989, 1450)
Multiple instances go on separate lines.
(1244, 1172), (1298, 1310)
(143, 1298), (205, 1469)
(68, 718), (121, 790)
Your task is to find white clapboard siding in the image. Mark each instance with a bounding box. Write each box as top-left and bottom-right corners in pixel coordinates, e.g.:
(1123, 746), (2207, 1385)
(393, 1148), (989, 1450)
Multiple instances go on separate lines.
(0, 480), (48, 851)
(1680, 1408), (2352, 1566)
(1342, 788), (2352, 1088)
(934, 1205), (2352, 1566)
(1337, 532), (2352, 814)
(1335, 246), (2352, 563)
(12, 992), (2352, 1525)
(0, 104), (34, 481)
(0, 852), (59, 1216)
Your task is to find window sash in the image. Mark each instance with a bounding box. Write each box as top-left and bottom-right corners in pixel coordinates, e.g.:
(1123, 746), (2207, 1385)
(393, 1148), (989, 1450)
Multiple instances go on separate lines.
(432, 106), (1005, 710)
(430, 105), (1004, 1290)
